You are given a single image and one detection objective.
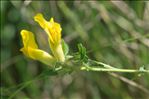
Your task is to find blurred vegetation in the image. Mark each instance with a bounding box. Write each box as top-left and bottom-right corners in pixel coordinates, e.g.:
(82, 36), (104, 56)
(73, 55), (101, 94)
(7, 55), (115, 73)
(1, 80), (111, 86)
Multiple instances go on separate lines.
(1, 0), (149, 99)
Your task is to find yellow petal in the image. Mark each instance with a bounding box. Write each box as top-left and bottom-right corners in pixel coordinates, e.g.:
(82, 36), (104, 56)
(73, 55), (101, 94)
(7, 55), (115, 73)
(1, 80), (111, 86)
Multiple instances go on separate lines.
(34, 13), (62, 46)
(50, 17), (54, 23)
(21, 30), (38, 49)
(34, 13), (47, 29)
(20, 30), (56, 65)
(49, 39), (65, 62)
(48, 18), (62, 45)
(28, 47), (56, 65)
(34, 13), (65, 62)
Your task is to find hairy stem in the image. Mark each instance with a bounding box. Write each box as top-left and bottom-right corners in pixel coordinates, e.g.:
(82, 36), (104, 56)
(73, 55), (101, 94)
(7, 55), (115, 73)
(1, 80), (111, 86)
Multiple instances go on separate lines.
(81, 66), (149, 73)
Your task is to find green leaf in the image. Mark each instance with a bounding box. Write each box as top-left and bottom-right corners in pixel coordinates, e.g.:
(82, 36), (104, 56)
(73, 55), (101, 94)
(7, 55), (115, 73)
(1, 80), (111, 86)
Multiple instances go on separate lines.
(78, 43), (86, 59)
(77, 43), (88, 62)
(62, 39), (69, 56)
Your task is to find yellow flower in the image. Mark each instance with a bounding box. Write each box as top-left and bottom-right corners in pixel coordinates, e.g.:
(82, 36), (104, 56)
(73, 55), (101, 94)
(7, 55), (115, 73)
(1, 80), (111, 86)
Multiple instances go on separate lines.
(34, 13), (65, 62)
(20, 30), (56, 65)
(20, 13), (65, 66)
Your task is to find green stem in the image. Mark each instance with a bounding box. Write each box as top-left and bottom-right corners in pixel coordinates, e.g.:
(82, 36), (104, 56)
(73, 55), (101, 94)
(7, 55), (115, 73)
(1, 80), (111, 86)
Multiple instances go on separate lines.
(81, 66), (149, 73)
(89, 59), (117, 69)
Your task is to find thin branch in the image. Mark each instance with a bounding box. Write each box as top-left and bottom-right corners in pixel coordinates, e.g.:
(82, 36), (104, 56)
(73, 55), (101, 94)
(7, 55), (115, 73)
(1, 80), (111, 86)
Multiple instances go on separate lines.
(110, 73), (149, 94)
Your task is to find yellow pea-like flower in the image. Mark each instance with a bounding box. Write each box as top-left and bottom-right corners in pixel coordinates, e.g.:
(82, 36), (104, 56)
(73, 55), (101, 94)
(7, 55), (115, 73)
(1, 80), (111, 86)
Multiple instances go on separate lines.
(34, 13), (65, 62)
(20, 30), (56, 66)
(20, 13), (65, 66)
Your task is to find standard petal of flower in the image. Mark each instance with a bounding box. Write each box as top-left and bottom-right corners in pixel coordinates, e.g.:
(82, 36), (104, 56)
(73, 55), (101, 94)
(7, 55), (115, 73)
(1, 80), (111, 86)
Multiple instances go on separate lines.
(21, 30), (38, 49)
(20, 30), (55, 65)
(34, 13), (48, 29)
(34, 13), (62, 46)
(20, 30), (38, 57)
(34, 13), (65, 62)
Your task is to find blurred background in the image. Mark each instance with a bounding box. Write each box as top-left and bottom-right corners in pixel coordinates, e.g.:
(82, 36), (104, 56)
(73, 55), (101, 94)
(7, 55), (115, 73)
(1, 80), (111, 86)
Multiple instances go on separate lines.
(1, 0), (149, 99)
